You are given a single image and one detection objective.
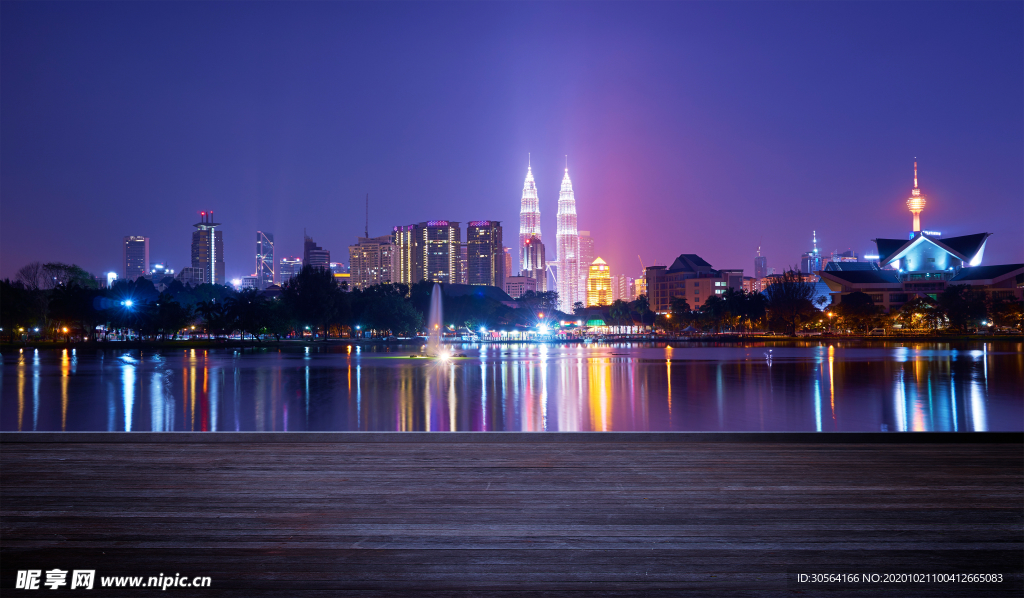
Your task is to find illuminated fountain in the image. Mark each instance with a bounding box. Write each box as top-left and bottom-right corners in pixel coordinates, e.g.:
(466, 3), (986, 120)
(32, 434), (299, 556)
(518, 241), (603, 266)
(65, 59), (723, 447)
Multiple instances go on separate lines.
(426, 283), (445, 357)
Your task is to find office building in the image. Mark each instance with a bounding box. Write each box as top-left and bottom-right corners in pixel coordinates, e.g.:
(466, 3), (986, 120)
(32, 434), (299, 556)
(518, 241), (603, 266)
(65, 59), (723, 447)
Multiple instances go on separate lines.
(645, 254), (744, 313)
(256, 231), (274, 290)
(458, 243), (468, 284)
(522, 234), (546, 292)
(304, 235), (331, 271)
(279, 257), (302, 284)
(754, 248), (767, 280)
(578, 231), (594, 300)
(123, 236), (149, 281)
(392, 221), (462, 285)
(586, 257), (612, 307)
(504, 247), (512, 280)
(800, 231), (823, 275)
(348, 235), (394, 290)
(467, 221), (504, 288)
(191, 212), (224, 284)
(556, 167), (581, 313)
(518, 159), (542, 273)
(504, 275), (538, 299)
(176, 267), (205, 287)
(612, 274), (634, 303)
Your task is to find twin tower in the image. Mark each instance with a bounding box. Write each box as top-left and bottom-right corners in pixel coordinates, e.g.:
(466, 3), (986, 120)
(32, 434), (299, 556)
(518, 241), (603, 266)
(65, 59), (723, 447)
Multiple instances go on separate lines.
(517, 158), (582, 314)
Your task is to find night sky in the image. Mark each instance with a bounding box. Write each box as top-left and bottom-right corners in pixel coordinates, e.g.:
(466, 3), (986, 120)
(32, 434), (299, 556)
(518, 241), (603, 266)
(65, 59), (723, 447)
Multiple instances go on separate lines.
(2, 2), (1021, 282)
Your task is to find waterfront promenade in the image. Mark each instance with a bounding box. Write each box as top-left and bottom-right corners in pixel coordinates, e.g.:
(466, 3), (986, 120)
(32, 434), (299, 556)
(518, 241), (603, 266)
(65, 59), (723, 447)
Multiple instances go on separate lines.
(2, 433), (1021, 596)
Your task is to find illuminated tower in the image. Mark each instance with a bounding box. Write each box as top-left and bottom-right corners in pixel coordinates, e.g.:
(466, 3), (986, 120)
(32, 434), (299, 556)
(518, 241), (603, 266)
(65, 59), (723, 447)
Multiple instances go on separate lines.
(906, 160), (927, 233)
(586, 257), (611, 307)
(556, 163), (580, 313)
(518, 156), (541, 273)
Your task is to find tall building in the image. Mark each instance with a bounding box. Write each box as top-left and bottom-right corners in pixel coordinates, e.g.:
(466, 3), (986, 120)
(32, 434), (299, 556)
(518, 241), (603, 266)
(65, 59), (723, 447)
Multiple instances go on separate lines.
(556, 166), (581, 313)
(586, 257), (612, 306)
(467, 221), (504, 288)
(256, 231), (274, 290)
(612, 274), (633, 303)
(907, 160), (926, 235)
(522, 234), (546, 292)
(518, 160), (541, 273)
(800, 231), (823, 275)
(304, 235), (330, 270)
(123, 236), (149, 281)
(391, 221), (462, 284)
(458, 243), (468, 284)
(754, 247), (767, 280)
(279, 257), (302, 285)
(578, 231), (594, 300)
(348, 235), (394, 290)
(191, 211), (224, 284)
(504, 247), (512, 280)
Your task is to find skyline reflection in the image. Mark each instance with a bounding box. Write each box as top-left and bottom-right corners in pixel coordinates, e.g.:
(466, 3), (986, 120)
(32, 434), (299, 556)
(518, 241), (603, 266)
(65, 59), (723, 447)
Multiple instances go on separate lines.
(2, 342), (1021, 433)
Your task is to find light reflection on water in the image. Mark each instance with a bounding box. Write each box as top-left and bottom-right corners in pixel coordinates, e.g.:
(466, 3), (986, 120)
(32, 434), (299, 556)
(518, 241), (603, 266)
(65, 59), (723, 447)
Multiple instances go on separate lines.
(1, 342), (1021, 432)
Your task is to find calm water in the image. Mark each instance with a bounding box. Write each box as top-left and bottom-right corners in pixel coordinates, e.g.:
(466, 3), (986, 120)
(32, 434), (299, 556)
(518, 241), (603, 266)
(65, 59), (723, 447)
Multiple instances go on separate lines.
(1, 342), (1021, 432)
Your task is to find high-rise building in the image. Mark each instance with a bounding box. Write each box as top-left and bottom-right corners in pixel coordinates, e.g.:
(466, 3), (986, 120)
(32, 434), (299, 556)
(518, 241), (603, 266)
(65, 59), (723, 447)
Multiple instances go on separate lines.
(191, 212), (224, 284)
(612, 274), (633, 303)
(256, 231), (274, 290)
(391, 221), (462, 284)
(578, 231), (594, 299)
(279, 257), (302, 285)
(458, 243), (468, 284)
(522, 234), (546, 292)
(348, 235), (394, 290)
(504, 247), (512, 280)
(586, 257), (612, 307)
(123, 236), (150, 281)
(518, 159), (541, 273)
(556, 166), (580, 313)
(800, 231), (823, 275)
(304, 235), (331, 271)
(467, 221), (504, 288)
(754, 247), (767, 280)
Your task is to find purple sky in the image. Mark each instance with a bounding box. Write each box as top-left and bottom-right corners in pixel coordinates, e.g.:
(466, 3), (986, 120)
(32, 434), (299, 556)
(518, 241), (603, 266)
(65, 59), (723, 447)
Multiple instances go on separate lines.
(2, 2), (1022, 282)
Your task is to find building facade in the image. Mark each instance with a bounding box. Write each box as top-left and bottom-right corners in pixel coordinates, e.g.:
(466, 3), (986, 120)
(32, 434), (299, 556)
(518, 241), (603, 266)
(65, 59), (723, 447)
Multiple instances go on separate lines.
(279, 257), (302, 285)
(303, 235), (331, 271)
(391, 221), (462, 285)
(123, 236), (150, 281)
(578, 231), (594, 301)
(504, 275), (538, 299)
(348, 235), (394, 290)
(522, 234), (546, 292)
(176, 267), (204, 287)
(645, 254), (742, 313)
(191, 212), (224, 285)
(586, 257), (612, 306)
(556, 167), (581, 313)
(754, 248), (767, 280)
(466, 221), (504, 288)
(256, 231), (274, 290)
(518, 161), (541, 273)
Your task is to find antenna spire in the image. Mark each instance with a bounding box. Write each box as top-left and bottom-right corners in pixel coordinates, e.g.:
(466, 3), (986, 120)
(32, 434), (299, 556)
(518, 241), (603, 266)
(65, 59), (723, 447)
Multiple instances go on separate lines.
(565, 155), (568, 171)
(913, 158), (918, 189)
(528, 152), (531, 168)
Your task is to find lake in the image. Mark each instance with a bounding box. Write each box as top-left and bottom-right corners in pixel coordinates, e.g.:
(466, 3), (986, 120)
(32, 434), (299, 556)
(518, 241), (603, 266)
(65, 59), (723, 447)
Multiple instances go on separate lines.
(2, 341), (1021, 432)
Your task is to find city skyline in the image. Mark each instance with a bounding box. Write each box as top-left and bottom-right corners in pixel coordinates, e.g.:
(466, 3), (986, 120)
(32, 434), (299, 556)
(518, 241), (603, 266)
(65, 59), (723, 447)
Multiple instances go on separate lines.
(1, 3), (1021, 283)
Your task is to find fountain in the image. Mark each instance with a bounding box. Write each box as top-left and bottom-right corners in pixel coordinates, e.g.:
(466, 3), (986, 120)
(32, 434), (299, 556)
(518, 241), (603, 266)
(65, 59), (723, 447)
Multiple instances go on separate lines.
(426, 282), (444, 356)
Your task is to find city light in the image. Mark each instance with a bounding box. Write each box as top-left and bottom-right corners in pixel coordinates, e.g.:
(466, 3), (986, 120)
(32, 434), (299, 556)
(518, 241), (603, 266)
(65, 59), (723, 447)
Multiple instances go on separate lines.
(122, 299), (134, 308)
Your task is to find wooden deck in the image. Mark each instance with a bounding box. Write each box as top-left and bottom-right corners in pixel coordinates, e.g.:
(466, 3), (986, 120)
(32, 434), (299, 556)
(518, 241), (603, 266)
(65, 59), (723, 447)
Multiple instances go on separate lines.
(2, 433), (1021, 596)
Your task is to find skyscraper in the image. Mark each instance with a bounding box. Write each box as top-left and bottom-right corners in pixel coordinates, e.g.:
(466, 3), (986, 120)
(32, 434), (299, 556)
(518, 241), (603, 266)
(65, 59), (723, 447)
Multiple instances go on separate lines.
(556, 166), (580, 313)
(304, 235), (330, 271)
(522, 234), (546, 292)
(754, 247), (767, 280)
(348, 235), (394, 290)
(391, 221), (461, 284)
(800, 231), (823, 275)
(123, 236), (149, 281)
(256, 231), (274, 289)
(191, 212), (224, 285)
(586, 257), (611, 307)
(279, 257), (302, 284)
(578, 231), (594, 301)
(467, 221), (504, 288)
(518, 159), (541, 273)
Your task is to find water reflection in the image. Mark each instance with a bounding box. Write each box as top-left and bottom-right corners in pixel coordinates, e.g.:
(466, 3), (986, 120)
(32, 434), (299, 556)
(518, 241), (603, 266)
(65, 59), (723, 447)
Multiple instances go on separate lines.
(2, 342), (1021, 432)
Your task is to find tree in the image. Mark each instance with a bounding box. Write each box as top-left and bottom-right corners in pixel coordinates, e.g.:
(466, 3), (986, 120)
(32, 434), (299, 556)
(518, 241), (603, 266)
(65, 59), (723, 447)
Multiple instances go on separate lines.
(282, 266), (340, 339)
(225, 289), (269, 341)
(989, 296), (1023, 331)
(763, 270), (818, 335)
(573, 301), (585, 315)
(609, 299), (631, 327)
(833, 291), (882, 334)
(939, 284), (987, 332)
